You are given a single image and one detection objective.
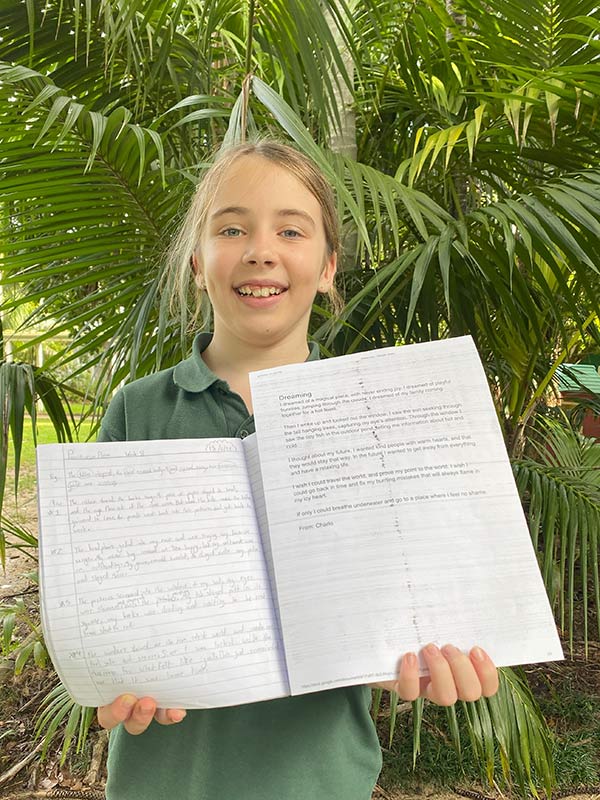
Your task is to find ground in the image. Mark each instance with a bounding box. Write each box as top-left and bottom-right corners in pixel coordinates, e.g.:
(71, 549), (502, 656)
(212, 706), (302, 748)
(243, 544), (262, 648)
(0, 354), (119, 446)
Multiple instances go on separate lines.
(1, 465), (599, 799)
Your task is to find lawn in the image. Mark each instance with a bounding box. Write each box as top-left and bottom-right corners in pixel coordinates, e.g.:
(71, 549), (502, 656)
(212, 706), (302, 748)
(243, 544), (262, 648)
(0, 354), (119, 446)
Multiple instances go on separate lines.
(2, 410), (96, 568)
(5, 410), (96, 499)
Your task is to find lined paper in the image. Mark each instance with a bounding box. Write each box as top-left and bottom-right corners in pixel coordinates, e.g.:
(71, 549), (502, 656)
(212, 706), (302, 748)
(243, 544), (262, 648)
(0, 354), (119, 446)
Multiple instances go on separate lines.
(249, 336), (564, 694)
(37, 439), (288, 708)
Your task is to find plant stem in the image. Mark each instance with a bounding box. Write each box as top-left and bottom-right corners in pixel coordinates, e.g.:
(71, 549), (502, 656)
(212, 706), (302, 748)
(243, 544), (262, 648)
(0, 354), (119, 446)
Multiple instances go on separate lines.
(240, 0), (256, 141)
(245, 0), (256, 76)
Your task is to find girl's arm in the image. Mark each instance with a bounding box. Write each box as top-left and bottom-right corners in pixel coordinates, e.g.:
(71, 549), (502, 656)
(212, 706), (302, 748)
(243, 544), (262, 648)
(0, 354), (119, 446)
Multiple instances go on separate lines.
(370, 644), (499, 705)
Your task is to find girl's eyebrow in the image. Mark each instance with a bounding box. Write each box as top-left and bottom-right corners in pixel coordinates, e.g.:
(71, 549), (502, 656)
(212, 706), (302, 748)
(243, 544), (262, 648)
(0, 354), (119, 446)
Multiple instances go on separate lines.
(210, 205), (248, 220)
(210, 206), (315, 229)
(277, 209), (315, 229)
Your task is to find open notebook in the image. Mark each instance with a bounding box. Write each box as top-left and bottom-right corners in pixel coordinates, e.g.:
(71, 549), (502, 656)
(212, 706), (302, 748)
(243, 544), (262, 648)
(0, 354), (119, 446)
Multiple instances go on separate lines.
(36, 336), (563, 708)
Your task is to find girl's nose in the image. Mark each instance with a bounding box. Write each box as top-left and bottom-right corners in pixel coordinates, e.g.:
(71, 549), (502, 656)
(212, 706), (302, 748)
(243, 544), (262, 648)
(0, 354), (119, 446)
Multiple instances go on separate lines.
(242, 235), (276, 266)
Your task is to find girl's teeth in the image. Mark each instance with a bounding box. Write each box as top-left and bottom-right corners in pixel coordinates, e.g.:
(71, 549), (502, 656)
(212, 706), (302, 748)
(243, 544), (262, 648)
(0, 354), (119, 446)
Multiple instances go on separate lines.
(237, 286), (282, 297)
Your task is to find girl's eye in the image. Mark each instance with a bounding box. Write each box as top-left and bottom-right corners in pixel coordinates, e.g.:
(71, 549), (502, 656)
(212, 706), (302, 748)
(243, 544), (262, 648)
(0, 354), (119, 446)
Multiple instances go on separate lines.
(222, 227), (243, 237)
(281, 229), (301, 238)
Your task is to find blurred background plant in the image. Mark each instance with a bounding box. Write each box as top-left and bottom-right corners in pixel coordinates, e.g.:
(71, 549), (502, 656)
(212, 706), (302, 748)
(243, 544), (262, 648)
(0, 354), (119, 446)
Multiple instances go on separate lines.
(1, 0), (599, 794)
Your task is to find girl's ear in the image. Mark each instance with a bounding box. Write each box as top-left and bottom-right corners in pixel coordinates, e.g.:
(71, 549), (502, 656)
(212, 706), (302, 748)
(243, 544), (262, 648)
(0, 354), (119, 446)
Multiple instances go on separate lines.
(318, 251), (337, 293)
(192, 252), (204, 290)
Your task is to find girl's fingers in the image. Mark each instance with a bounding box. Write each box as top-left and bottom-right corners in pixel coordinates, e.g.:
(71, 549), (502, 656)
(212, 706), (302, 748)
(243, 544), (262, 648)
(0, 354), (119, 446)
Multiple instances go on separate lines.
(97, 694), (137, 731)
(421, 644), (458, 706)
(97, 696), (186, 733)
(154, 707), (187, 726)
(395, 652), (420, 701)
(393, 644), (500, 707)
(123, 697), (157, 735)
(441, 644), (484, 702)
(469, 646), (499, 697)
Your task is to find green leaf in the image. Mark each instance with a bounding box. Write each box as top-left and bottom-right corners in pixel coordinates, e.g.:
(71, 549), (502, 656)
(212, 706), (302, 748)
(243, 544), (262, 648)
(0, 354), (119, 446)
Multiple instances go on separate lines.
(445, 704), (461, 758)
(61, 703), (82, 764)
(388, 690), (399, 748)
(168, 108), (230, 131)
(34, 95), (72, 147)
(14, 640), (35, 674)
(370, 686), (383, 721)
(2, 612), (16, 655)
(84, 111), (108, 173)
(412, 697), (424, 768)
(405, 237), (439, 334)
(33, 640), (48, 669)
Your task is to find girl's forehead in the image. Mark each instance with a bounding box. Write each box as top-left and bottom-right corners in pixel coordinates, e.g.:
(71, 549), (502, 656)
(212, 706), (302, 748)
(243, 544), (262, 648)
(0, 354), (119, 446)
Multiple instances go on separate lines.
(213, 155), (317, 205)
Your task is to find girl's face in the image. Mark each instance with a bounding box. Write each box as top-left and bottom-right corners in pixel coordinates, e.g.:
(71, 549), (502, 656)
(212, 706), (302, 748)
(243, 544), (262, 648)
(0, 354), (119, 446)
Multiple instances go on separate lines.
(194, 155), (337, 353)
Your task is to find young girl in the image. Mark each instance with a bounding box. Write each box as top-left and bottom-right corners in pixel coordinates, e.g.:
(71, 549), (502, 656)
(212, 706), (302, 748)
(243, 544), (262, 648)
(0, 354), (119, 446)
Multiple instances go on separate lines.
(96, 140), (499, 800)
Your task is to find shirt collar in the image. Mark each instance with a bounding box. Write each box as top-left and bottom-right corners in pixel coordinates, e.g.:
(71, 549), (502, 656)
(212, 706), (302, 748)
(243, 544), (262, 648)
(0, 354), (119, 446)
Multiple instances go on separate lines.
(173, 332), (321, 393)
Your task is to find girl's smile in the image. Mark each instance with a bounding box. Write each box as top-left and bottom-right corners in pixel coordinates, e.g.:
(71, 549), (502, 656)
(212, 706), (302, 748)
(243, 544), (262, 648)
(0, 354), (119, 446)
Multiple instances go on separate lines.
(234, 278), (288, 302)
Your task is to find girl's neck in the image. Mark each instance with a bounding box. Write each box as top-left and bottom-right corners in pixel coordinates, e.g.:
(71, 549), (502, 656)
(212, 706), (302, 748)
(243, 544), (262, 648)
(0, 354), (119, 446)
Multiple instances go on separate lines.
(201, 331), (310, 412)
(204, 329), (310, 376)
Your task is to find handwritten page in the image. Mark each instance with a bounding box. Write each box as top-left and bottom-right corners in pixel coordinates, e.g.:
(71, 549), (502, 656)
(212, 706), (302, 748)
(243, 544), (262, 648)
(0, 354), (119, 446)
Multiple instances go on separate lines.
(36, 439), (288, 708)
(249, 336), (564, 694)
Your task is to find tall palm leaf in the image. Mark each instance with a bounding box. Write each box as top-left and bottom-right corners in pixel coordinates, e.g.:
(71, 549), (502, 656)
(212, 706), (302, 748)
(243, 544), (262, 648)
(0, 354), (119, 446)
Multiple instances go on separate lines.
(514, 416), (600, 653)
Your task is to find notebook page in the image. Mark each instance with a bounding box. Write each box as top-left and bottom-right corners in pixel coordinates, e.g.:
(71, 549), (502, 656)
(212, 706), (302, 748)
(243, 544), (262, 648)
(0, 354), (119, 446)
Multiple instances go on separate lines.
(37, 439), (288, 708)
(249, 337), (563, 694)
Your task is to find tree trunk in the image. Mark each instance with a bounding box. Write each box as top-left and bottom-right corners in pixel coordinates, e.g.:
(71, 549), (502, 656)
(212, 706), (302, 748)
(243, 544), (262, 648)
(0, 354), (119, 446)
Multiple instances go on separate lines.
(322, 1), (357, 159)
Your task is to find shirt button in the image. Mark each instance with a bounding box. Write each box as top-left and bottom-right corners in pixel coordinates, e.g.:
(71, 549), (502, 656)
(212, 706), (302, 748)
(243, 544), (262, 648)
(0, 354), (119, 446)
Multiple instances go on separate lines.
(239, 430), (249, 438)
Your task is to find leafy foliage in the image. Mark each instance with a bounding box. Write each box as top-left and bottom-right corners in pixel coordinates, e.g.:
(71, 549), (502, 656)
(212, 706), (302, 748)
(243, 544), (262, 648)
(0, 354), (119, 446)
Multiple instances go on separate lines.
(35, 683), (95, 764)
(514, 418), (600, 651)
(373, 667), (555, 794)
(0, 362), (73, 567)
(1, 0), (600, 791)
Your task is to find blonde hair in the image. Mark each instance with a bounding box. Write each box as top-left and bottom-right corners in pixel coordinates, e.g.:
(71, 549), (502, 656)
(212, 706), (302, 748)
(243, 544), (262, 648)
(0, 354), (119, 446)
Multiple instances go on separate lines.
(163, 140), (344, 330)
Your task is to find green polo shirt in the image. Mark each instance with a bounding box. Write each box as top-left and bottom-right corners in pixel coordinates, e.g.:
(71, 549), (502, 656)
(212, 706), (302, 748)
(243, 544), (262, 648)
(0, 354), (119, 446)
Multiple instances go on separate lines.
(99, 333), (382, 800)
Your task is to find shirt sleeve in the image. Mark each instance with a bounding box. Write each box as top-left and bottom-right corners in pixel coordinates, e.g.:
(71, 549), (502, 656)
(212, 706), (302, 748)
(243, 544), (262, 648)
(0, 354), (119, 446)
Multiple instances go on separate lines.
(97, 389), (126, 442)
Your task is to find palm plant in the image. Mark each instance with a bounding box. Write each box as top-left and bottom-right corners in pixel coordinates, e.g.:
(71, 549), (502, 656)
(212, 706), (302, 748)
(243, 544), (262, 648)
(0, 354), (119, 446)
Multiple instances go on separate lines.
(1, 0), (600, 792)
(514, 416), (600, 653)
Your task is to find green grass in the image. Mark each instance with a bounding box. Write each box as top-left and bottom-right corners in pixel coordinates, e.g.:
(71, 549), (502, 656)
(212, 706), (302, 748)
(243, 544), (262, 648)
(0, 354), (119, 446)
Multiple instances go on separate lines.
(552, 729), (600, 787)
(5, 413), (96, 498)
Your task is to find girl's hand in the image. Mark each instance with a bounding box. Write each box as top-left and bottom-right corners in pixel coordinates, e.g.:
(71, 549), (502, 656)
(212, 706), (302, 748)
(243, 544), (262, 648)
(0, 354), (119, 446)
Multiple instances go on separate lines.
(97, 695), (186, 735)
(373, 644), (499, 705)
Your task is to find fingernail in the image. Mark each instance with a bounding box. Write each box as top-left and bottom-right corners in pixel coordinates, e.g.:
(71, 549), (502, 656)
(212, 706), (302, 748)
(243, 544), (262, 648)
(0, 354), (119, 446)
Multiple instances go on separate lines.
(170, 710), (186, 723)
(471, 646), (485, 662)
(403, 652), (417, 668)
(138, 699), (155, 715)
(425, 643), (439, 656)
(121, 694), (137, 711)
(441, 644), (459, 657)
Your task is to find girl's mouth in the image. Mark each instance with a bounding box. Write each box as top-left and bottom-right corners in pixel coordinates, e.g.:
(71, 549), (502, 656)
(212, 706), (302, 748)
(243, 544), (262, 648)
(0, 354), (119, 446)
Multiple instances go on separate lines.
(236, 285), (287, 297)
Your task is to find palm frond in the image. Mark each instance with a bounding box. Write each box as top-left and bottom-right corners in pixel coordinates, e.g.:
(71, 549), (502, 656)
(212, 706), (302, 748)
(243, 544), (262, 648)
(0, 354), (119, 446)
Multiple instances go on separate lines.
(386, 668), (555, 795)
(35, 681), (95, 763)
(513, 418), (600, 650)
